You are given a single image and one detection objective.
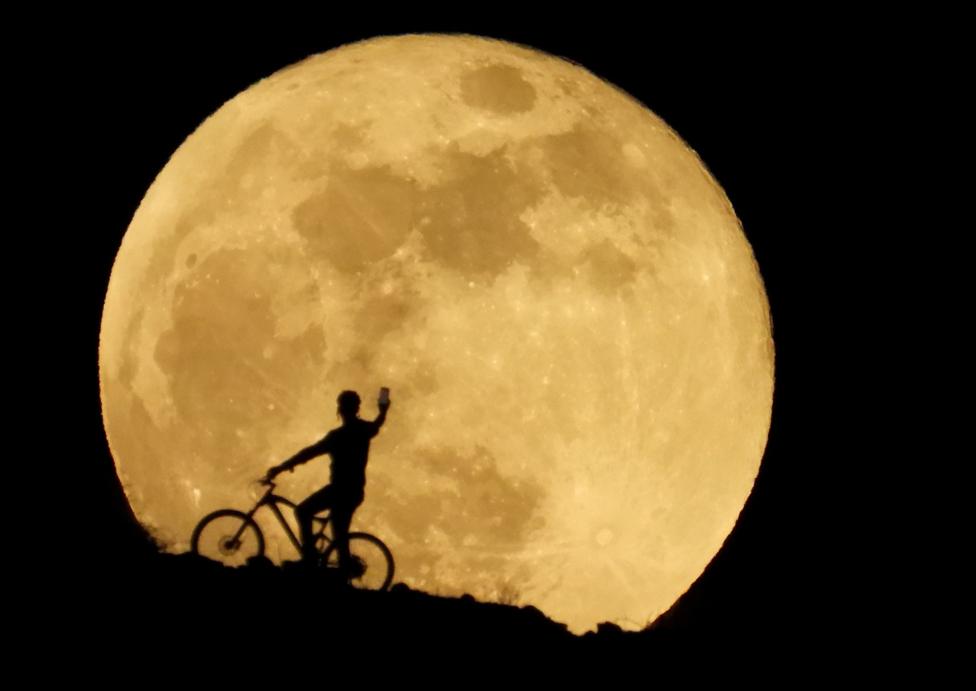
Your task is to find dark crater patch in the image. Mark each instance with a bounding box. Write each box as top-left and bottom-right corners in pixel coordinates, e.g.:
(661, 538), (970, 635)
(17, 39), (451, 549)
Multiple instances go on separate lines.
(414, 145), (545, 280)
(293, 163), (418, 275)
(460, 63), (537, 115)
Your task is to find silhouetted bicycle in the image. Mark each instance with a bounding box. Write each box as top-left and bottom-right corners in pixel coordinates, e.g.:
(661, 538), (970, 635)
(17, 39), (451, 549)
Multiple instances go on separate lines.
(190, 479), (394, 591)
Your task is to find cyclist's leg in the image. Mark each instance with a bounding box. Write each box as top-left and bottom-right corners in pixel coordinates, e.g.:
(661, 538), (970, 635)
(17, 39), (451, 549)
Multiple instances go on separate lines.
(331, 490), (364, 575)
(295, 485), (333, 562)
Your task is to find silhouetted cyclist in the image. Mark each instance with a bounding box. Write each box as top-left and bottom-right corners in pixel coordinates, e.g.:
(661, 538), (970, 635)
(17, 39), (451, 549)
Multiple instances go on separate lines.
(264, 389), (390, 574)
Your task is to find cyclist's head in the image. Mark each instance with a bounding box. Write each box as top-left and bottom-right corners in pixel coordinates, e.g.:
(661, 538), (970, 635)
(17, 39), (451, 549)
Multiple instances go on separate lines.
(337, 390), (361, 420)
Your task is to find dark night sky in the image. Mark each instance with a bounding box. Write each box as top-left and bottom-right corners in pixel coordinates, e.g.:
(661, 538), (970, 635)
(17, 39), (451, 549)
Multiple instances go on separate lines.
(41, 13), (880, 650)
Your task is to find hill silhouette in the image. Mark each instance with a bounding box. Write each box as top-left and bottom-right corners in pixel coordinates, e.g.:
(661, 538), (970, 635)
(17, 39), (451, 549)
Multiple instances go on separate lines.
(62, 547), (647, 647)
(48, 529), (770, 666)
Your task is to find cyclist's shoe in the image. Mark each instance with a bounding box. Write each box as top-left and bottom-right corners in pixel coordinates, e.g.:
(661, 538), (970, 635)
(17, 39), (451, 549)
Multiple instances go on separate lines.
(347, 556), (367, 579)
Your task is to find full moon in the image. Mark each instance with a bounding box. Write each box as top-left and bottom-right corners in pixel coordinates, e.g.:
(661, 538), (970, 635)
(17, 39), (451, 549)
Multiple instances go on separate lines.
(99, 35), (774, 633)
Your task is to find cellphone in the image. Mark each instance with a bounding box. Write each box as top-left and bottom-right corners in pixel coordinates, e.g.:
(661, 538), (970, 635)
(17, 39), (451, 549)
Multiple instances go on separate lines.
(379, 387), (390, 405)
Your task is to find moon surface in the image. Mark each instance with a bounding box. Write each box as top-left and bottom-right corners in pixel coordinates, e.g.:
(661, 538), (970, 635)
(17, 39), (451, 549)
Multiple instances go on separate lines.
(99, 34), (774, 633)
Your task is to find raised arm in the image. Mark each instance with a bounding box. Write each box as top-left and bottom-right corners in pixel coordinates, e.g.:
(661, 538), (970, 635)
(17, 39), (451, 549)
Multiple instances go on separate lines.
(374, 399), (391, 430)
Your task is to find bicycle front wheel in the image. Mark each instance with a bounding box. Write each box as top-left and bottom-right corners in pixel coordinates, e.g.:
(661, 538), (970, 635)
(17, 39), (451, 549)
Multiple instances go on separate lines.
(190, 509), (265, 567)
(322, 532), (395, 591)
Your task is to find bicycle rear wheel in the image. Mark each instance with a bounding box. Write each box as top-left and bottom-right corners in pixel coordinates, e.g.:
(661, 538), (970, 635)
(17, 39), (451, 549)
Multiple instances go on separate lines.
(322, 532), (395, 591)
(191, 509), (265, 567)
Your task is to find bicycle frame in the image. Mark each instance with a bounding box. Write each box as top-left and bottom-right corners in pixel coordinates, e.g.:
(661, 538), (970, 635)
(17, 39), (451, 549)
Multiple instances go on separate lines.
(242, 484), (334, 557)
(192, 480), (395, 590)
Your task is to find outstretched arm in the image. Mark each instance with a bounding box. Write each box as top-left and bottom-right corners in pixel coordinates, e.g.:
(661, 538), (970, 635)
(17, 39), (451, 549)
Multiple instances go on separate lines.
(266, 436), (330, 480)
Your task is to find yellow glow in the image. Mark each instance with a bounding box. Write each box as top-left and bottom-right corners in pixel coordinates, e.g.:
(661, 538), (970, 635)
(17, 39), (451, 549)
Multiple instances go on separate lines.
(99, 34), (774, 633)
